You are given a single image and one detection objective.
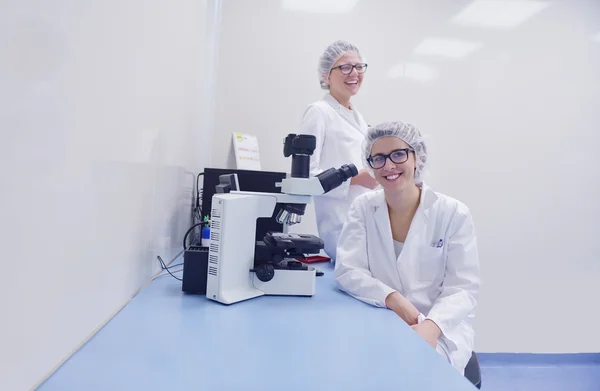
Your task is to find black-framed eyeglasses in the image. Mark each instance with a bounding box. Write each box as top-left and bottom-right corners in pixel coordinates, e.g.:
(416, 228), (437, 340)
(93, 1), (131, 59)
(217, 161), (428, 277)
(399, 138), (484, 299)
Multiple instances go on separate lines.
(331, 63), (368, 75)
(367, 148), (414, 169)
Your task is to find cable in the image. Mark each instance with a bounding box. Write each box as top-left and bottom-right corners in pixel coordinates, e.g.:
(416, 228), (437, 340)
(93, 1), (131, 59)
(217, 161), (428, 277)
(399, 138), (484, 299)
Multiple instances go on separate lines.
(183, 172), (208, 251)
(156, 256), (183, 281)
(158, 261), (183, 270)
(183, 222), (207, 250)
(196, 172), (204, 210)
(156, 268), (183, 278)
(192, 172), (205, 244)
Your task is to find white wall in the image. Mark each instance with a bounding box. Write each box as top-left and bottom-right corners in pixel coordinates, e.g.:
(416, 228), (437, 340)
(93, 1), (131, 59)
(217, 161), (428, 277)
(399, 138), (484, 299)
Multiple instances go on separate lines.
(0, 1), (213, 389)
(211, 0), (600, 353)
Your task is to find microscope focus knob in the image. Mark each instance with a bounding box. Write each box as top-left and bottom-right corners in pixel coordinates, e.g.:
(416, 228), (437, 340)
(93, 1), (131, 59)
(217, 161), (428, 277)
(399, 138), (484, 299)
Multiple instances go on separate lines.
(254, 264), (275, 282)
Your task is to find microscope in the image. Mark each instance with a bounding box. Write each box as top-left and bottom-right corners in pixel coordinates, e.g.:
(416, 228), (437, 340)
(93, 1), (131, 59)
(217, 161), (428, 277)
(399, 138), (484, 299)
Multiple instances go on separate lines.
(206, 133), (358, 305)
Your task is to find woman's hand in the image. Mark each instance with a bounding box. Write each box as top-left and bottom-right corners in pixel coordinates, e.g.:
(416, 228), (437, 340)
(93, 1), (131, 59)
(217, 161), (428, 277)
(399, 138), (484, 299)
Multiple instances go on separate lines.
(351, 169), (378, 189)
(385, 291), (420, 325)
(411, 320), (442, 349)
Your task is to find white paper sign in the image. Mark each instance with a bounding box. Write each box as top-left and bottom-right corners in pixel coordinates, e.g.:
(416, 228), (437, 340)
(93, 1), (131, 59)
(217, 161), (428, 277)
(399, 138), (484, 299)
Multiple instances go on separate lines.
(232, 132), (261, 170)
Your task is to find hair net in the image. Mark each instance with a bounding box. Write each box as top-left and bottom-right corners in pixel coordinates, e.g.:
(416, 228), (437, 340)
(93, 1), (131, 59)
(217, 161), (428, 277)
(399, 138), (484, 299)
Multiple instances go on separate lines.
(362, 121), (428, 183)
(318, 40), (362, 90)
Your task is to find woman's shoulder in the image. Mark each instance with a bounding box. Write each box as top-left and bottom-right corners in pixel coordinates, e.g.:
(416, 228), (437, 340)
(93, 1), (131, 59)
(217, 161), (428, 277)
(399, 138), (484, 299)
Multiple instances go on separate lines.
(303, 98), (335, 116)
(301, 101), (323, 122)
(428, 188), (473, 220)
(351, 188), (385, 210)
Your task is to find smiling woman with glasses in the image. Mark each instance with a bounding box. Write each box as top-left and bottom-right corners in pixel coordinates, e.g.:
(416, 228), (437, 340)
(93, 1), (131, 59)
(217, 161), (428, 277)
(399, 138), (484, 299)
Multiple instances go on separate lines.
(334, 121), (481, 381)
(298, 40), (377, 263)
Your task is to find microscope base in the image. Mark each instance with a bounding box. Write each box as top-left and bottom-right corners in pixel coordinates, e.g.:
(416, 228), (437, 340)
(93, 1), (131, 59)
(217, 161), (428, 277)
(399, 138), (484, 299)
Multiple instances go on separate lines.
(252, 267), (316, 296)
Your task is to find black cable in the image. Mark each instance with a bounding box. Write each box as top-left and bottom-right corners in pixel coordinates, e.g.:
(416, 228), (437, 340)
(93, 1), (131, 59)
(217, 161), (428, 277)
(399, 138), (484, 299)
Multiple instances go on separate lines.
(157, 256), (183, 281)
(184, 171), (206, 247)
(196, 172), (204, 210)
(183, 222), (207, 250)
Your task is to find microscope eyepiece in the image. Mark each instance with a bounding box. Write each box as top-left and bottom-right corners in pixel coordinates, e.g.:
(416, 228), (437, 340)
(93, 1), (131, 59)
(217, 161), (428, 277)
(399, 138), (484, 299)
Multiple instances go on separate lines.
(316, 164), (358, 193)
(337, 164), (359, 180)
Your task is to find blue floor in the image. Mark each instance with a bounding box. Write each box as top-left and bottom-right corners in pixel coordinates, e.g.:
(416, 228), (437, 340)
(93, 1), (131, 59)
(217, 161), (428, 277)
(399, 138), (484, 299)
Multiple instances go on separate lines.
(478, 354), (600, 391)
(37, 268), (600, 391)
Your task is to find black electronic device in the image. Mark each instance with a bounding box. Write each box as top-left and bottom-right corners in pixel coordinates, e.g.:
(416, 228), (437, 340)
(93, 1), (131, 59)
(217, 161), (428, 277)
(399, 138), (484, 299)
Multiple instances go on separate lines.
(182, 245), (209, 294)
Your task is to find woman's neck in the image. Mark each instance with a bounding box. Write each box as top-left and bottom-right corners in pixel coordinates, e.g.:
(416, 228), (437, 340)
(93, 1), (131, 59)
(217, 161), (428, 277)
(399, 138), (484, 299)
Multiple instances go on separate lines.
(330, 90), (351, 109)
(385, 185), (421, 217)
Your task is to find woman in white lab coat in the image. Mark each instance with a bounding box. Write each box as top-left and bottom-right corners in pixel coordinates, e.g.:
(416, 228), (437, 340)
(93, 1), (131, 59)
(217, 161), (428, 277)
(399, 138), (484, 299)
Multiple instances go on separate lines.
(334, 121), (481, 374)
(299, 40), (378, 262)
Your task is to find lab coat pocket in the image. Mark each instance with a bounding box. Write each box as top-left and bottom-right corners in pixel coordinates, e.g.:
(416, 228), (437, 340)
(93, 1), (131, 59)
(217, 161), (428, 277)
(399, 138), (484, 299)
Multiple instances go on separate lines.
(417, 247), (445, 282)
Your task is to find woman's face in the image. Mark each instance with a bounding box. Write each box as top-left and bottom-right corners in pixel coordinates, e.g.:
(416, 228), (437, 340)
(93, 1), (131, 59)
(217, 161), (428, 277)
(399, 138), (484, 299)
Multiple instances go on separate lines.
(369, 137), (416, 192)
(327, 52), (364, 101)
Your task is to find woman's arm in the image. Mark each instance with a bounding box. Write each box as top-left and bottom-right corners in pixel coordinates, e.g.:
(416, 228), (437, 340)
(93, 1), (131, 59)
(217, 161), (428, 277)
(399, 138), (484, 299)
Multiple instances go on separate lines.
(425, 203), (481, 350)
(334, 198), (419, 324)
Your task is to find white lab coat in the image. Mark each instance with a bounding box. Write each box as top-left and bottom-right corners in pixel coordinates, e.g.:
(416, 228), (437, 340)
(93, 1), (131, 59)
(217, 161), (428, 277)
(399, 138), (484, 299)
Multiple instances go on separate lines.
(334, 184), (481, 374)
(299, 93), (370, 261)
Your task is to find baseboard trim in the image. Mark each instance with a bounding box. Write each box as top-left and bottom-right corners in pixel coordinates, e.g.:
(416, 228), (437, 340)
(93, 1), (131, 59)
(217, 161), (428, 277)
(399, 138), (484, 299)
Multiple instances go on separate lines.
(477, 353), (600, 366)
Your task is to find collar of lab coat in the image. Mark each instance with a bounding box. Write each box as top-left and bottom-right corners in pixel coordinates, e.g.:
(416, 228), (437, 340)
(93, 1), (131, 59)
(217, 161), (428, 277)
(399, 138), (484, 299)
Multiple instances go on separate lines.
(370, 183), (438, 263)
(322, 93), (366, 136)
(369, 183), (438, 218)
(323, 92), (350, 110)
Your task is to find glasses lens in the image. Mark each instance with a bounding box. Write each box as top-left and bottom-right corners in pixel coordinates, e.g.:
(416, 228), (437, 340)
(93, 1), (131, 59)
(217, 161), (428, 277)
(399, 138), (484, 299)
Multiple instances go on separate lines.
(390, 150), (409, 164)
(356, 64), (367, 73)
(339, 64), (352, 74)
(369, 156), (386, 168)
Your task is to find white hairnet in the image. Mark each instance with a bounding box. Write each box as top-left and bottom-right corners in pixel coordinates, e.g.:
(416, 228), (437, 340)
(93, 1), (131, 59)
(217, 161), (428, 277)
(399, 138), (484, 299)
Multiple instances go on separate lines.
(362, 121), (428, 183)
(318, 40), (362, 90)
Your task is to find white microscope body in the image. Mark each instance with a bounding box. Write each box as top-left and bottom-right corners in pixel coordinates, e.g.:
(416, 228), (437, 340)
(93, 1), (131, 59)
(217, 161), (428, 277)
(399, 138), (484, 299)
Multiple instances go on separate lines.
(206, 134), (357, 305)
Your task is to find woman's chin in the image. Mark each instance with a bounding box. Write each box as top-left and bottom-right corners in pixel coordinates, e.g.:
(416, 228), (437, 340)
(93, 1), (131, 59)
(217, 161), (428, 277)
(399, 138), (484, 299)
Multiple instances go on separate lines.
(346, 85), (360, 96)
(381, 178), (404, 192)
